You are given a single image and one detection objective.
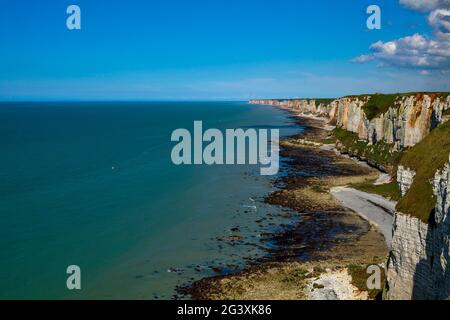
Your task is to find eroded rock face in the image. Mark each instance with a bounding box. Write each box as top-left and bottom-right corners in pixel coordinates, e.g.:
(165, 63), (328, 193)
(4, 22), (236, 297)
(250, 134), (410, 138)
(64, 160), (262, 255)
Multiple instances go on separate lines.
(387, 156), (450, 300)
(333, 97), (369, 138)
(387, 212), (432, 300)
(397, 166), (416, 197)
(336, 94), (450, 149)
(431, 162), (450, 298)
(251, 94), (450, 150)
(433, 162), (450, 225)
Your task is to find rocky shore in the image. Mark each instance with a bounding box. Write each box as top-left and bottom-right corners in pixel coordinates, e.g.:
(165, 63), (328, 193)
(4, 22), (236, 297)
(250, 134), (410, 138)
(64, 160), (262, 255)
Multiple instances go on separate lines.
(185, 113), (391, 300)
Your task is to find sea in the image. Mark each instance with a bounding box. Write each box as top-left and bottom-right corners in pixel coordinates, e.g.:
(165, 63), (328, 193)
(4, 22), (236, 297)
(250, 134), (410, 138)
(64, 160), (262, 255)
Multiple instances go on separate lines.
(0, 101), (302, 299)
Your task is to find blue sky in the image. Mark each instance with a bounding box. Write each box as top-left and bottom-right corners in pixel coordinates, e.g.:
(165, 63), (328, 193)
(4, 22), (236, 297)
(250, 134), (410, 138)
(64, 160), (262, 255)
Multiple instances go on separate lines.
(0, 0), (449, 100)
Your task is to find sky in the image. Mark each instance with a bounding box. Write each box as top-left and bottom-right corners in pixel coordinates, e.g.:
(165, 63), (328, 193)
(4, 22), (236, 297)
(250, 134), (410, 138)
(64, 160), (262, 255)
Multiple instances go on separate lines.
(0, 0), (449, 100)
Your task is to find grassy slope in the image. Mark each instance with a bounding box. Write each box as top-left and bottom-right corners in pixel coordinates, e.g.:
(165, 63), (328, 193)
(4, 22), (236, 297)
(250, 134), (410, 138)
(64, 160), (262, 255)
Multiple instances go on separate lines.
(350, 181), (401, 201)
(332, 127), (401, 200)
(396, 120), (450, 222)
(332, 128), (402, 170)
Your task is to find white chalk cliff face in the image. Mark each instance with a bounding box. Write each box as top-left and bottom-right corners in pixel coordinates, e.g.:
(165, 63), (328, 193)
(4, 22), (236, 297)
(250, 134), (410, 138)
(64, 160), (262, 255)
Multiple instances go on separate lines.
(397, 166), (416, 197)
(250, 94), (450, 149)
(387, 157), (450, 300)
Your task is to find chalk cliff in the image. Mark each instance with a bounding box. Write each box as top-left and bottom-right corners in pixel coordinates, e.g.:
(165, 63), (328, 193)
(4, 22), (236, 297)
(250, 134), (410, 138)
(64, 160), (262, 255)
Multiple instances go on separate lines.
(397, 166), (416, 197)
(251, 94), (450, 150)
(386, 157), (450, 300)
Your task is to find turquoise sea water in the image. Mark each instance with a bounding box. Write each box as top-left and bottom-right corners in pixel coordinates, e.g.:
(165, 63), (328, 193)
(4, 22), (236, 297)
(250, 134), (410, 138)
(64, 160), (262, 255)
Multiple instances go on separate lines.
(0, 102), (302, 299)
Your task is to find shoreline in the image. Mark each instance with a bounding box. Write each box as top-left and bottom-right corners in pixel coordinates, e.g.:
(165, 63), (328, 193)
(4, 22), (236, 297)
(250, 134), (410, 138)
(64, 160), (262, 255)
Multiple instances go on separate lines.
(331, 186), (395, 247)
(183, 108), (392, 300)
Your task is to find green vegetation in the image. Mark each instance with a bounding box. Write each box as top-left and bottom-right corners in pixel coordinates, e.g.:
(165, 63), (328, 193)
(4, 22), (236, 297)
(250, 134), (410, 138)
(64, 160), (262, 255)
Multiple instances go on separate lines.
(312, 266), (325, 274)
(312, 283), (325, 289)
(332, 128), (402, 170)
(443, 108), (450, 116)
(396, 120), (450, 222)
(282, 268), (310, 284)
(312, 98), (335, 106)
(362, 94), (403, 120)
(321, 135), (337, 145)
(311, 184), (328, 194)
(347, 264), (385, 300)
(351, 181), (401, 201)
(441, 92), (450, 99)
(282, 266), (330, 285)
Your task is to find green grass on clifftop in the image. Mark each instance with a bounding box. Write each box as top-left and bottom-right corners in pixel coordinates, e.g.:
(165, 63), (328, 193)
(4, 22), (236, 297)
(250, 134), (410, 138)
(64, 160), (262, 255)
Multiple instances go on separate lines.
(313, 98), (335, 106)
(362, 94), (402, 120)
(396, 120), (450, 222)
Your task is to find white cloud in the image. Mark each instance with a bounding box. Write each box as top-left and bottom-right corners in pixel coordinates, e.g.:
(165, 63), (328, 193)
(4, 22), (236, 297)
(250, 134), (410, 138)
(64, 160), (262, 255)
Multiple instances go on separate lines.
(428, 9), (450, 38)
(400, 0), (450, 12)
(354, 33), (450, 68)
(351, 54), (375, 63)
(353, 1), (450, 72)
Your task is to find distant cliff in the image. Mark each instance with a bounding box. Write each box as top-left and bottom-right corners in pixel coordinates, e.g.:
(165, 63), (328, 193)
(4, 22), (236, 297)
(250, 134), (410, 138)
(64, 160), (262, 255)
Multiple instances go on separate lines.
(250, 98), (337, 122)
